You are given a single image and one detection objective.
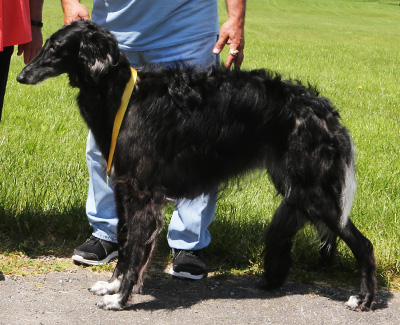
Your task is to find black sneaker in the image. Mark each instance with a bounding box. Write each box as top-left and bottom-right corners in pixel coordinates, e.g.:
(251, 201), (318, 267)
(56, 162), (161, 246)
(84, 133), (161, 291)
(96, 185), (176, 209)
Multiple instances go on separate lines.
(72, 236), (119, 266)
(169, 249), (207, 280)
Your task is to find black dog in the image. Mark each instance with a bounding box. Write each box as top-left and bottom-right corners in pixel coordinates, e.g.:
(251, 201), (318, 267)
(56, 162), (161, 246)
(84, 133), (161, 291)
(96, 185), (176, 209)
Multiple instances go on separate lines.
(17, 20), (376, 311)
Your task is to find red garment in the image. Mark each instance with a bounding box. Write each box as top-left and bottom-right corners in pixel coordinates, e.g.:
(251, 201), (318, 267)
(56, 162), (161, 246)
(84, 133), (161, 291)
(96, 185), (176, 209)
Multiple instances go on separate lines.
(0, 0), (31, 51)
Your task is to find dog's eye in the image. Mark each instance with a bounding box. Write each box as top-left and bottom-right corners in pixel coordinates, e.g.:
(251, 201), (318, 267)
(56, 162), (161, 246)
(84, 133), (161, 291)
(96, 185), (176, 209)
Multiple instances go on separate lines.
(48, 44), (56, 52)
(48, 41), (60, 52)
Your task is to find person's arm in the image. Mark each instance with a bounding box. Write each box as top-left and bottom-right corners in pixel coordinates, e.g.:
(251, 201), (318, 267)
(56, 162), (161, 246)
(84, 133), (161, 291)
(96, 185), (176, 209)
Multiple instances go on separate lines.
(17, 0), (44, 64)
(213, 0), (246, 70)
(61, 0), (90, 25)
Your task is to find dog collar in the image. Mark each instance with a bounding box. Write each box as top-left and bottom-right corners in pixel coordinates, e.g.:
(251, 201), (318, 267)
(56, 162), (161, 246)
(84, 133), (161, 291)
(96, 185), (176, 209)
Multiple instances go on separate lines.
(107, 67), (138, 182)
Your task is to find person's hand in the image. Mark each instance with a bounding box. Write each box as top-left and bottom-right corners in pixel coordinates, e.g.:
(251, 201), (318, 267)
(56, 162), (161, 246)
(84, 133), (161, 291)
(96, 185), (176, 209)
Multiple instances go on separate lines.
(62, 0), (90, 24)
(213, 18), (245, 70)
(17, 26), (43, 64)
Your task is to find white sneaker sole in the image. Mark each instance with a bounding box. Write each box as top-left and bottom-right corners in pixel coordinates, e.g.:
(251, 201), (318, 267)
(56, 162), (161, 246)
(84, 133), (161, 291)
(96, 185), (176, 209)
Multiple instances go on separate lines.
(169, 268), (205, 280)
(72, 251), (119, 266)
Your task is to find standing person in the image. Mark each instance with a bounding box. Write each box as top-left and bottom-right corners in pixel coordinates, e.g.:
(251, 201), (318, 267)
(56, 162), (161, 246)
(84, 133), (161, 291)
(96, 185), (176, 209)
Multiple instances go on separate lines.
(62, 0), (246, 280)
(0, 0), (44, 122)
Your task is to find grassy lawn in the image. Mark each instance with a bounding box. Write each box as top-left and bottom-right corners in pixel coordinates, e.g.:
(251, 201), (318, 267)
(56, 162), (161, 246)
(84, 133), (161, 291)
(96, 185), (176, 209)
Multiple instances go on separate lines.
(1, 0), (399, 290)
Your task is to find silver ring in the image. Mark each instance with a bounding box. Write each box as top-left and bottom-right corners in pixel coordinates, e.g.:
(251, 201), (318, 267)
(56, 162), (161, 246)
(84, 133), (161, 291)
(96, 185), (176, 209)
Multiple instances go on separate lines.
(229, 49), (239, 57)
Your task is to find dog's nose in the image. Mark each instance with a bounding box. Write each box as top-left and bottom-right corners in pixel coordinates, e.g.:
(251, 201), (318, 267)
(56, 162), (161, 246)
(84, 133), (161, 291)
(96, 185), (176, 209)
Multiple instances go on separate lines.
(16, 73), (27, 84)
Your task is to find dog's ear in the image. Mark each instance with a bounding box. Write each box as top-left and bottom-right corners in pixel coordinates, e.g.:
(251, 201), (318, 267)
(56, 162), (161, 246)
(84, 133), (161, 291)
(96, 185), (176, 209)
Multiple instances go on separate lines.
(78, 32), (120, 83)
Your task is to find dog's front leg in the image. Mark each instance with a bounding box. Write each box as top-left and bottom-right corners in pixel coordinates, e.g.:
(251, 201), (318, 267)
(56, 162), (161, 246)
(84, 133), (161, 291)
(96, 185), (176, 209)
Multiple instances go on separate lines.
(96, 184), (164, 310)
(89, 258), (125, 310)
(91, 262), (125, 310)
(89, 267), (122, 296)
(89, 181), (128, 305)
(96, 223), (160, 310)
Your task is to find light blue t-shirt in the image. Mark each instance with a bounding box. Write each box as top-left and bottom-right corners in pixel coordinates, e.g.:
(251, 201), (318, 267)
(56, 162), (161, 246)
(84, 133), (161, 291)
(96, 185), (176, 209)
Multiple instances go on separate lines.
(92, 0), (219, 51)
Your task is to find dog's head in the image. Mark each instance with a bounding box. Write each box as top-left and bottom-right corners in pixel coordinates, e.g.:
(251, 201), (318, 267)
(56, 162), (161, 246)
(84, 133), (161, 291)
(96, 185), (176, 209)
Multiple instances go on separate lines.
(17, 20), (127, 87)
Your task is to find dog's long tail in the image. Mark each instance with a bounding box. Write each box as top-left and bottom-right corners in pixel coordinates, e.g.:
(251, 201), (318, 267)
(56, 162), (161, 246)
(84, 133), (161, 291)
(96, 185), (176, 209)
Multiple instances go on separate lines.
(340, 143), (357, 228)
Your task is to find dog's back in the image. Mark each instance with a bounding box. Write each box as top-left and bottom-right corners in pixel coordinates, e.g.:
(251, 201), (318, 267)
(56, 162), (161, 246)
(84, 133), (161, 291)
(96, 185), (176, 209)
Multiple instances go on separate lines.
(118, 66), (352, 201)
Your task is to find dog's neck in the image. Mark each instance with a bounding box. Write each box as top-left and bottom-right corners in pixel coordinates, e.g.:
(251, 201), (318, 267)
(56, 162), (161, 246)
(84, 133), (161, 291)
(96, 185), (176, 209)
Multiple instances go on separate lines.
(75, 60), (132, 159)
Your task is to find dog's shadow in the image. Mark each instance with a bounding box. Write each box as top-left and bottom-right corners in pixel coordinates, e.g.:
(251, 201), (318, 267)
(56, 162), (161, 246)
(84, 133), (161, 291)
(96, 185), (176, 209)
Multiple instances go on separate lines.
(123, 274), (393, 312)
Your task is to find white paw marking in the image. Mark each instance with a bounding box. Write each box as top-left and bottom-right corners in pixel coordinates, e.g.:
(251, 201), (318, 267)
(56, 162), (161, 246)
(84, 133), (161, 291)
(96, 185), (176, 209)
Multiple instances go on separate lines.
(345, 295), (360, 310)
(97, 294), (123, 310)
(90, 279), (121, 296)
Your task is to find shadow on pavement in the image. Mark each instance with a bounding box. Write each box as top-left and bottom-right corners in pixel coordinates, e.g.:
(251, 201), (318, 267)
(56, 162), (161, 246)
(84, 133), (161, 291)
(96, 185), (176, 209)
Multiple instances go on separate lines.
(122, 274), (393, 312)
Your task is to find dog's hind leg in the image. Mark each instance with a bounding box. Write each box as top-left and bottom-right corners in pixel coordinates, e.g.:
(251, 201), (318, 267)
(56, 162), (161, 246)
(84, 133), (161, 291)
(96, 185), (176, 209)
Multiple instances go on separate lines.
(310, 188), (376, 311)
(315, 225), (338, 268)
(329, 218), (376, 311)
(317, 163), (375, 310)
(263, 200), (306, 290)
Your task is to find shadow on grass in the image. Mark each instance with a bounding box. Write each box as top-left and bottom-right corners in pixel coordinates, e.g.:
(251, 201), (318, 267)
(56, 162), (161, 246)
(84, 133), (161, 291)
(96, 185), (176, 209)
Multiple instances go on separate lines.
(0, 205), (90, 258)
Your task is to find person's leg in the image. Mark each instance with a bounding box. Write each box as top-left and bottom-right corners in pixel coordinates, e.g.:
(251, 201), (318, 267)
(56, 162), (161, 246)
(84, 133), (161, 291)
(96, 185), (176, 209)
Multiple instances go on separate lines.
(140, 35), (220, 278)
(86, 130), (118, 243)
(0, 46), (14, 122)
(73, 53), (144, 265)
(72, 130), (120, 265)
(167, 191), (218, 280)
(167, 192), (218, 251)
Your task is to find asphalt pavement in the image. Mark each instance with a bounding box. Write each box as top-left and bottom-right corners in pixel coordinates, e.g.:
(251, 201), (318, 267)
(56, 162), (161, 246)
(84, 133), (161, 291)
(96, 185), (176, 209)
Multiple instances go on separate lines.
(1, 268), (399, 324)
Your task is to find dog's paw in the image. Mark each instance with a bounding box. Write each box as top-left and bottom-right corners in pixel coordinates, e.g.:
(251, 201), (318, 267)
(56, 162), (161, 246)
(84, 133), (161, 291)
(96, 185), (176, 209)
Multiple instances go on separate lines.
(345, 295), (372, 311)
(345, 295), (360, 310)
(90, 279), (121, 296)
(97, 294), (123, 310)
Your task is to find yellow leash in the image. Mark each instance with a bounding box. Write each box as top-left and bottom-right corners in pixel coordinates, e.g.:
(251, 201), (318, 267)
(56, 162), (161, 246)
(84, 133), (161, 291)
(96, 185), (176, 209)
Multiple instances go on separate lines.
(106, 67), (137, 184)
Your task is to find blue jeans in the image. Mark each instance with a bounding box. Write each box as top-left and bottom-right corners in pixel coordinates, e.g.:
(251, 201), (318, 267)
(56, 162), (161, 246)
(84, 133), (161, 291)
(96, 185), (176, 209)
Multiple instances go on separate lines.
(87, 35), (219, 250)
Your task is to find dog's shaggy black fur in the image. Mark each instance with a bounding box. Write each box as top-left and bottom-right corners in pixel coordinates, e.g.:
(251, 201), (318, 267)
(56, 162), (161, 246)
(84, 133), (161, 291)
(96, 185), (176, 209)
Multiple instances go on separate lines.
(18, 20), (376, 311)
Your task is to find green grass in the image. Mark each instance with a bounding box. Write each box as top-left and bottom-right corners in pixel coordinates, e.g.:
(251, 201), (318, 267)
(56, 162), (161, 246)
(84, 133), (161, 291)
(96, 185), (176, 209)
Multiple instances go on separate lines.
(1, 0), (399, 290)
